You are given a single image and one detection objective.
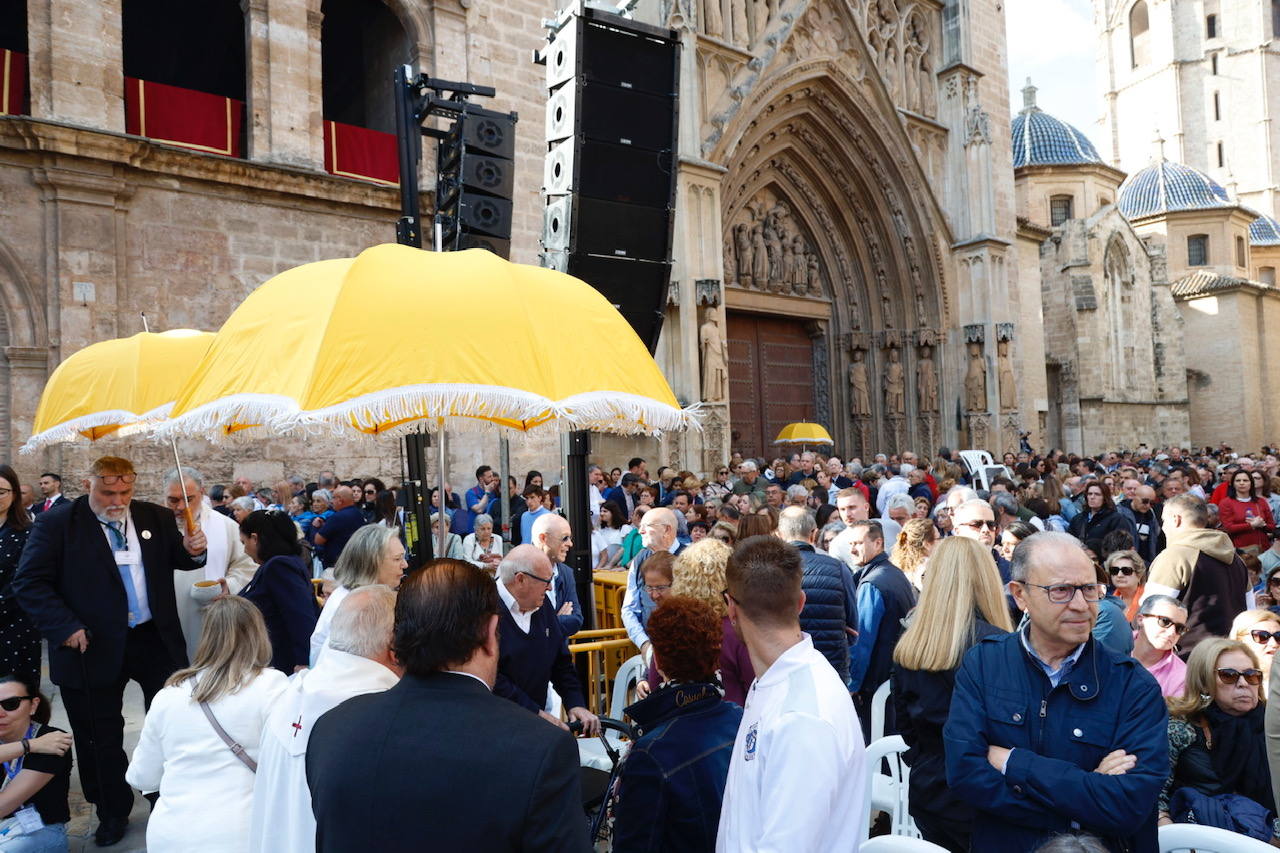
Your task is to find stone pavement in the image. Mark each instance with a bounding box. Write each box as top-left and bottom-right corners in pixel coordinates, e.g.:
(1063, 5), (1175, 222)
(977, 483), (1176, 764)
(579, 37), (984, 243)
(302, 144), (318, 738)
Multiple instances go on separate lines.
(44, 666), (150, 852)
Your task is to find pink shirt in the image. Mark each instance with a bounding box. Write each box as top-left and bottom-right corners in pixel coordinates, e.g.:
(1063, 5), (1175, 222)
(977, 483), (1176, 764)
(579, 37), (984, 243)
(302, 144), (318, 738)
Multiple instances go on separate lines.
(1138, 639), (1187, 697)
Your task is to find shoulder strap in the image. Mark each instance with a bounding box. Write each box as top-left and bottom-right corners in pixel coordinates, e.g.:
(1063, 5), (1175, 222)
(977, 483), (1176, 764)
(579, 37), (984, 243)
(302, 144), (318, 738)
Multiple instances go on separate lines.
(199, 701), (257, 772)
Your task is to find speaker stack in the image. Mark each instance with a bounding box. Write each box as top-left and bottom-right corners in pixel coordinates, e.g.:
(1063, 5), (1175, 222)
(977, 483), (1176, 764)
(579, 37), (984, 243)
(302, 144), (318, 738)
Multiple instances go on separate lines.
(540, 6), (681, 353)
(437, 105), (518, 258)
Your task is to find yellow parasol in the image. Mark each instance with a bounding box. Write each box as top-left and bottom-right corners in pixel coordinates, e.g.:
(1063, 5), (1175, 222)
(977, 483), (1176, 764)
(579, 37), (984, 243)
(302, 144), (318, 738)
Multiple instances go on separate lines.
(23, 329), (217, 451)
(158, 243), (698, 439)
(774, 422), (835, 448)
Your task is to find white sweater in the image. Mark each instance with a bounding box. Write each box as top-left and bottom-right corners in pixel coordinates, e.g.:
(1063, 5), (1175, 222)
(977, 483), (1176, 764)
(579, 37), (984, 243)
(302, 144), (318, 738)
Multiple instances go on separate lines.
(126, 669), (289, 853)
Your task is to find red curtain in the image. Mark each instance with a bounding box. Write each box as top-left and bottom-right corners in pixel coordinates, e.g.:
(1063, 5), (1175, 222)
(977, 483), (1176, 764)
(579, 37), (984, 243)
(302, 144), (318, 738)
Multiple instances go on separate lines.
(323, 120), (399, 185)
(124, 77), (243, 158)
(1, 50), (26, 116)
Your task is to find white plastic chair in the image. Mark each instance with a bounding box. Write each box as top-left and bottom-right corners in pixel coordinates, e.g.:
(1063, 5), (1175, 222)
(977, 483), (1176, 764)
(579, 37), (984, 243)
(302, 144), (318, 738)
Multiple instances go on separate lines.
(1159, 823), (1276, 852)
(870, 679), (891, 743)
(861, 836), (950, 852)
(578, 654), (645, 772)
(864, 735), (920, 840)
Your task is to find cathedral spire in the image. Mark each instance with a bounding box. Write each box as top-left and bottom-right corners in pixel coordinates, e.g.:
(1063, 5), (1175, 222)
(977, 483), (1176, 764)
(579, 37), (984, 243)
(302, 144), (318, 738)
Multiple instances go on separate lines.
(1021, 78), (1038, 113)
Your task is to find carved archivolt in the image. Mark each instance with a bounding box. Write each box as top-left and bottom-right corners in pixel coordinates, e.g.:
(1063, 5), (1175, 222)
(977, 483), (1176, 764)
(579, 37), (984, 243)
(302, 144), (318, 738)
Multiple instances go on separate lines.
(724, 187), (827, 297)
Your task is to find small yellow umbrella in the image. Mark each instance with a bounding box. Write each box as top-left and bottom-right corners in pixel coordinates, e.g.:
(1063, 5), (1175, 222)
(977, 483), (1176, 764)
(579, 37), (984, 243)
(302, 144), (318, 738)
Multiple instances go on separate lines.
(159, 243), (698, 439)
(23, 329), (216, 451)
(774, 422), (835, 449)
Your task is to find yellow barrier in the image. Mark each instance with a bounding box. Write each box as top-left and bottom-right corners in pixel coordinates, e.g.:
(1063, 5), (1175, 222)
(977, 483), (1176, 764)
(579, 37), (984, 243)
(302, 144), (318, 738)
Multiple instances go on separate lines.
(568, 633), (637, 715)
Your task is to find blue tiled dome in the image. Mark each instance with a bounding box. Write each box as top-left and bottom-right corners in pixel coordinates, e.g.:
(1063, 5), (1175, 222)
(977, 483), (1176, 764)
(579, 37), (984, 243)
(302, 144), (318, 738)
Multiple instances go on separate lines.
(1011, 81), (1103, 168)
(1250, 214), (1280, 246)
(1118, 159), (1233, 219)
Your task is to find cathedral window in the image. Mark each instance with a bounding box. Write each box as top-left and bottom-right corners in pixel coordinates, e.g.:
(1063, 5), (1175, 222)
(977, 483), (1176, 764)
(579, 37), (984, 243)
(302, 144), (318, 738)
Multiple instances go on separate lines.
(1236, 235), (1247, 268)
(1217, 141), (1225, 167)
(321, 0), (412, 134)
(1262, 267), (1277, 285)
(1213, 91), (1221, 121)
(1050, 195), (1074, 226)
(1211, 53), (1219, 74)
(1188, 234), (1209, 267)
(1130, 1), (1150, 68)
(1206, 13), (1218, 39)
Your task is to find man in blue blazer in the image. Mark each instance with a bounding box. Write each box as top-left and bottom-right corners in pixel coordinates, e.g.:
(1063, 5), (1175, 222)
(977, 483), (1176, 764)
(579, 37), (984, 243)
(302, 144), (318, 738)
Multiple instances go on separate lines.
(529, 512), (583, 637)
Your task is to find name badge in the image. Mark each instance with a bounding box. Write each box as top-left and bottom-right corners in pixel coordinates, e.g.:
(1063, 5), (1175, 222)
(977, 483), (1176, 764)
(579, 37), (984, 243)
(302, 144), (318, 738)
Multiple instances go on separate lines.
(1136, 524), (1150, 536)
(13, 805), (43, 833)
(113, 548), (141, 566)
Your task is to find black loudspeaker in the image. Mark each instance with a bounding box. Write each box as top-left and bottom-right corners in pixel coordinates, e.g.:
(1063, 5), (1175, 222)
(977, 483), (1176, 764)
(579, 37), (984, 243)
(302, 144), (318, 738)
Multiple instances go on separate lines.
(444, 106), (517, 160)
(545, 196), (671, 259)
(566, 253), (671, 352)
(438, 105), (517, 258)
(580, 19), (678, 96)
(456, 233), (511, 257)
(455, 196), (513, 237)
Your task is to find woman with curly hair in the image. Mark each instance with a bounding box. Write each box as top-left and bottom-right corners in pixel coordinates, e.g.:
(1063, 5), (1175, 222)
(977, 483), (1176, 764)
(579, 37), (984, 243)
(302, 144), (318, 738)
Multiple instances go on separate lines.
(891, 517), (938, 589)
(612, 596), (744, 852)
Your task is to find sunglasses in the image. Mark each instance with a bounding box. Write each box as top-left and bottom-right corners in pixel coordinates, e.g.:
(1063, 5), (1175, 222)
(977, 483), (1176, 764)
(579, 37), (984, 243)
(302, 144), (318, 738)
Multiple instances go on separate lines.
(0, 696), (33, 712)
(1251, 629), (1280, 645)
(1216, 667), (1264, 686)
(1108, 564), (1137, 576)
(1143, 614), (1187, 635)
(958, 519), (997, 531)
(517, 570), (554, 587)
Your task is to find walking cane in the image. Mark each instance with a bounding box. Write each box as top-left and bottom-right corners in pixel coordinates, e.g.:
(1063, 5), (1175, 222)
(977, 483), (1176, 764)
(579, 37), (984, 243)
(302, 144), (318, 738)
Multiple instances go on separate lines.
(77, 639), (110, 819)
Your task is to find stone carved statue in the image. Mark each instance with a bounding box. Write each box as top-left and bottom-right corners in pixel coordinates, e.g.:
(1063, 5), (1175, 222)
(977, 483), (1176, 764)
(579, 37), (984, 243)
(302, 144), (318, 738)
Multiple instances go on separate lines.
(779, 239), (793, 292)
(750, 223), (768, 286)
(729, 194), (823, 295)
(764, 221), (783, 289)
(790, 234), (806, 292)
(734, 223), (752, 288)
(701, 0), (724, 38)
(998, 340), (1017, 411)
(964, 341), (987, 412)
(884, 347), (905, 415)
(751, 0), (770, 46)
(807, 253), (821, 295)
(700, 314), (729, 401)
(917, 345), (938, 412)
(730, 0), (749, 47)
(849, 348), (871, 416)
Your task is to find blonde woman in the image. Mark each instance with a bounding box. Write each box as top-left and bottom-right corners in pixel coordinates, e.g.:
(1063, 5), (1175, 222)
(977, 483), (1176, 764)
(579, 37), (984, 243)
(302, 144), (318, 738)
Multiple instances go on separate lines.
(891, 517), (938, 589)
(891, 537), (1014, 852)
(127, 597), (287, 853)
(1231, 608), (1280, 692)
(670, 538), (754, 704)
(311, 525), (407, 666)
(1159, 638), (1272, 830)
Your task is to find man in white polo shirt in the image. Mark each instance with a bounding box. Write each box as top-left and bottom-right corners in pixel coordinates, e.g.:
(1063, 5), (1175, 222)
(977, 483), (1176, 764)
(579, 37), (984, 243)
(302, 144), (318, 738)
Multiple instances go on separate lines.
(716, 534), (867, 852)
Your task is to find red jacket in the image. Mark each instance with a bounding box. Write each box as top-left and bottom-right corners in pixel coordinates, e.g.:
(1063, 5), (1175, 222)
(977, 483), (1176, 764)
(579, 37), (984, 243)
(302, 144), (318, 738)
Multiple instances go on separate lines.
(1217, 495), (1275, 551)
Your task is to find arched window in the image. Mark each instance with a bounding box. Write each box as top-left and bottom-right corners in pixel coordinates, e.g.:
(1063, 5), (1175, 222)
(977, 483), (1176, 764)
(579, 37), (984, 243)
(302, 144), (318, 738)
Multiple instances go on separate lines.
(1103, 237), (1138, 392)
(122, 1), (246, 156)
(1188, 234), (1209, 266)
(1236, 235), (1247, 267)
(1130, 1), (1150, 68)
(1, 0), (29, 116)
(1207, 13), (1218, 38)
(1050, 195), (1074, 226)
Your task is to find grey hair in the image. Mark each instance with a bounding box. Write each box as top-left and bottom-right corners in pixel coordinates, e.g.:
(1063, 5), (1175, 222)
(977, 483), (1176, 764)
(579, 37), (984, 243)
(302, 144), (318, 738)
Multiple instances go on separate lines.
(785, 484), (809, 500)
(777, 506), (817, 541)
(820, 519), (847, 543)
(885, 493), (915, 513)
(164, 466), (204, 488)
(230, 496), (255, 512)
(327, 585), (396, 659)
(497, 547), (543, 585)
(1009, 530), (1084, 583)
(530, 511), (566, 542)
(312, 489), (333, 507)
(1031, 834), (1110, 853)
(472, 513), (493, 528)
(333, 525), (399, 589)
(900, 462), (915, 475)
(740, 460), (758, 472)
(1137, 593), (1187, 617)
(288, 475), (305, 487)
(955, 498), (993, 517)
(991, 491), (1019, 517)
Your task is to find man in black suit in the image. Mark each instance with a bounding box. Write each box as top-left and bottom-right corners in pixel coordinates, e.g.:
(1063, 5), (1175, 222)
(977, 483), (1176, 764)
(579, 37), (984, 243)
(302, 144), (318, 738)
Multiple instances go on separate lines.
(307, 558), (589, 852)
(12, 456), (206, 847)
(32, 471), (68, 515)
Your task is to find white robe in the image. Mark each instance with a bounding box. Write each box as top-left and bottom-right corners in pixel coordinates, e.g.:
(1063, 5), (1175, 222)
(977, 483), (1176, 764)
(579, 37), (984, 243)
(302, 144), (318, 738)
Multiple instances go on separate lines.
(248, 649), (399, 853)
(173, 499), (258, 661)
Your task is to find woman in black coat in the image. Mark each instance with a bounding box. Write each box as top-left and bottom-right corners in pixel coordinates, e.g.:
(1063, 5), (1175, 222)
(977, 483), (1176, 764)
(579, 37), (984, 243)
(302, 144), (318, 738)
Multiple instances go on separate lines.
(1068, 481), (1132, 546)
(0, 465), (38, 691)
(891, 537), (1013, 853)
(237, 510), (318, 673)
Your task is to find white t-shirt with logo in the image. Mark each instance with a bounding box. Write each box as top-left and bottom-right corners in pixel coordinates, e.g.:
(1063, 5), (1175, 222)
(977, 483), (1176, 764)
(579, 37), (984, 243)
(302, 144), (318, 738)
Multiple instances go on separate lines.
(716, 634), (867, 852)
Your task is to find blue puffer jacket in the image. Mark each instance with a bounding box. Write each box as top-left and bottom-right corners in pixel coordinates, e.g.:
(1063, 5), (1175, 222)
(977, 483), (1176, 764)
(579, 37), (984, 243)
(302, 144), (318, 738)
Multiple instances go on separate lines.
(613, 682), (742, 853)
(944, 631), (1168, 853)
(790, 541), (857, 682)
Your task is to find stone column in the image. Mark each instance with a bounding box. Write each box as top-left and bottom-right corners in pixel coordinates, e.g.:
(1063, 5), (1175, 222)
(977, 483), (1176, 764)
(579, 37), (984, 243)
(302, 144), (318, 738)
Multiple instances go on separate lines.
(28, 0), (125, 130)
(5, 346), (50, 459)
(241, 0), (325, 168)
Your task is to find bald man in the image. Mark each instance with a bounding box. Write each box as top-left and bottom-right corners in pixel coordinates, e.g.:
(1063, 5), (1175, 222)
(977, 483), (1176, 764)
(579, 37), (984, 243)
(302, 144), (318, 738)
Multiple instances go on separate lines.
(621, 507), (684, 658)
(314, 485), (365, 568)
(530, 512), (583, 637)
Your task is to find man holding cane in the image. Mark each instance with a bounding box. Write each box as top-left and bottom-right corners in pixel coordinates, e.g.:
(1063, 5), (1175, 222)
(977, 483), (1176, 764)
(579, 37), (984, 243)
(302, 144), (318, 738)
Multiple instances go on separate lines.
(13, 456), (207, 847)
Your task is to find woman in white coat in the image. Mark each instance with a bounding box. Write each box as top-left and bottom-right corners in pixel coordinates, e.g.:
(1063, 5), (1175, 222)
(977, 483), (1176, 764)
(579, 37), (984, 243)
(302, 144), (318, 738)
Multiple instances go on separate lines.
(308, 525), (407, 666)
(126, 596), (287, 853)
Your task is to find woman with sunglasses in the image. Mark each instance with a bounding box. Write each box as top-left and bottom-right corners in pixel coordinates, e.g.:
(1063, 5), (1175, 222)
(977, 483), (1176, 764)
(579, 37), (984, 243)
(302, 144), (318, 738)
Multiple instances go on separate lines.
(358, 478), (385, 523)
(1130, 595), (1189, 697)
(1159, 638), (1274, 832)
(0, 673), (73, 852)
(1104, 548), (1147, 622)
(1232, 609), (1280, 692)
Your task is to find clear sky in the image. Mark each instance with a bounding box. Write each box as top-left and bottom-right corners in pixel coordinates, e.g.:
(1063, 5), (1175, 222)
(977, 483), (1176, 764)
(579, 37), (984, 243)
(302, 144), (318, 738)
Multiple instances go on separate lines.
(1005, 0), (1102, 137)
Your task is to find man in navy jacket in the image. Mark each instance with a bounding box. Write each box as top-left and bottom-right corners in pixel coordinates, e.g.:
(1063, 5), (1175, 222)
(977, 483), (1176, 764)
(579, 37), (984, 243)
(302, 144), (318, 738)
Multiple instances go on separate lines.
(944, 532), (1167, 853)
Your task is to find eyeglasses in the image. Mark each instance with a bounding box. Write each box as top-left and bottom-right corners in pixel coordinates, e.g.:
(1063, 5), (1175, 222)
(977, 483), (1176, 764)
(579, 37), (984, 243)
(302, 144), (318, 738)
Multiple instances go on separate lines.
(1216, 667), (1263, 686)
(1142, 614), (1187, 635)
(958, 519), (997, 531)
(517, 570), (554, 587)
(717, 470), (729, 476)
(1021, 582), (1105, 604)
(1250, 629), (1280, 645)
(644, 583), (672, 594)
(0, 696), (33, 712)
(0, 489), (12, 497)
(1108, 564), (1137, 576)
(95, 473), (137, 486)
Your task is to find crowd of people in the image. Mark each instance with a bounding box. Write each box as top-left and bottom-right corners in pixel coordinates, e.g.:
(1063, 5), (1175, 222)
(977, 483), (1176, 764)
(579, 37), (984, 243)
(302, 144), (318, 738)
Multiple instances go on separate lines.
(3, 444), (1280, 850)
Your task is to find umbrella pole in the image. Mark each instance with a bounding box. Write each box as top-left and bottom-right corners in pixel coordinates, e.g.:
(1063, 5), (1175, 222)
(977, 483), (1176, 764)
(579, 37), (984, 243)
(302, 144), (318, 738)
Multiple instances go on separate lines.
(169, 436), (196, 535)
(437, 419), (447, 559)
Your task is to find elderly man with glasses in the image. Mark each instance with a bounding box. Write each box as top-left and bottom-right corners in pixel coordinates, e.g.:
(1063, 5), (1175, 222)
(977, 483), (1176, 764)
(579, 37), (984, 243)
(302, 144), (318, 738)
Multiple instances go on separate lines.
(952, 498), (1011, 584)
(494, 545), (599, 736)
(945, 531), (1168, 853)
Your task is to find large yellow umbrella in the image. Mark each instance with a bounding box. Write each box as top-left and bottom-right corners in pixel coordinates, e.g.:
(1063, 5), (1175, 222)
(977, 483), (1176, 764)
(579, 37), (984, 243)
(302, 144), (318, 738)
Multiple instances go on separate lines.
(774, 422), (834, 448)
(159, 243), (698, 439)
(23, 329), (216, 451)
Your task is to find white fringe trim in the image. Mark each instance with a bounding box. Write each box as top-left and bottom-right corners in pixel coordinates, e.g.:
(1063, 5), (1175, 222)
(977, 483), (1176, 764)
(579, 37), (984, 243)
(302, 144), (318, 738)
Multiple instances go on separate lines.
(21, 407), (173, 454)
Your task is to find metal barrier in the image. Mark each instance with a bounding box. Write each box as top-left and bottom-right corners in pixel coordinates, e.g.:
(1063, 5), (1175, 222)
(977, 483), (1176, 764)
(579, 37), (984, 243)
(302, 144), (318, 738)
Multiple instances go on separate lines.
(568, 629), (637, 715)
